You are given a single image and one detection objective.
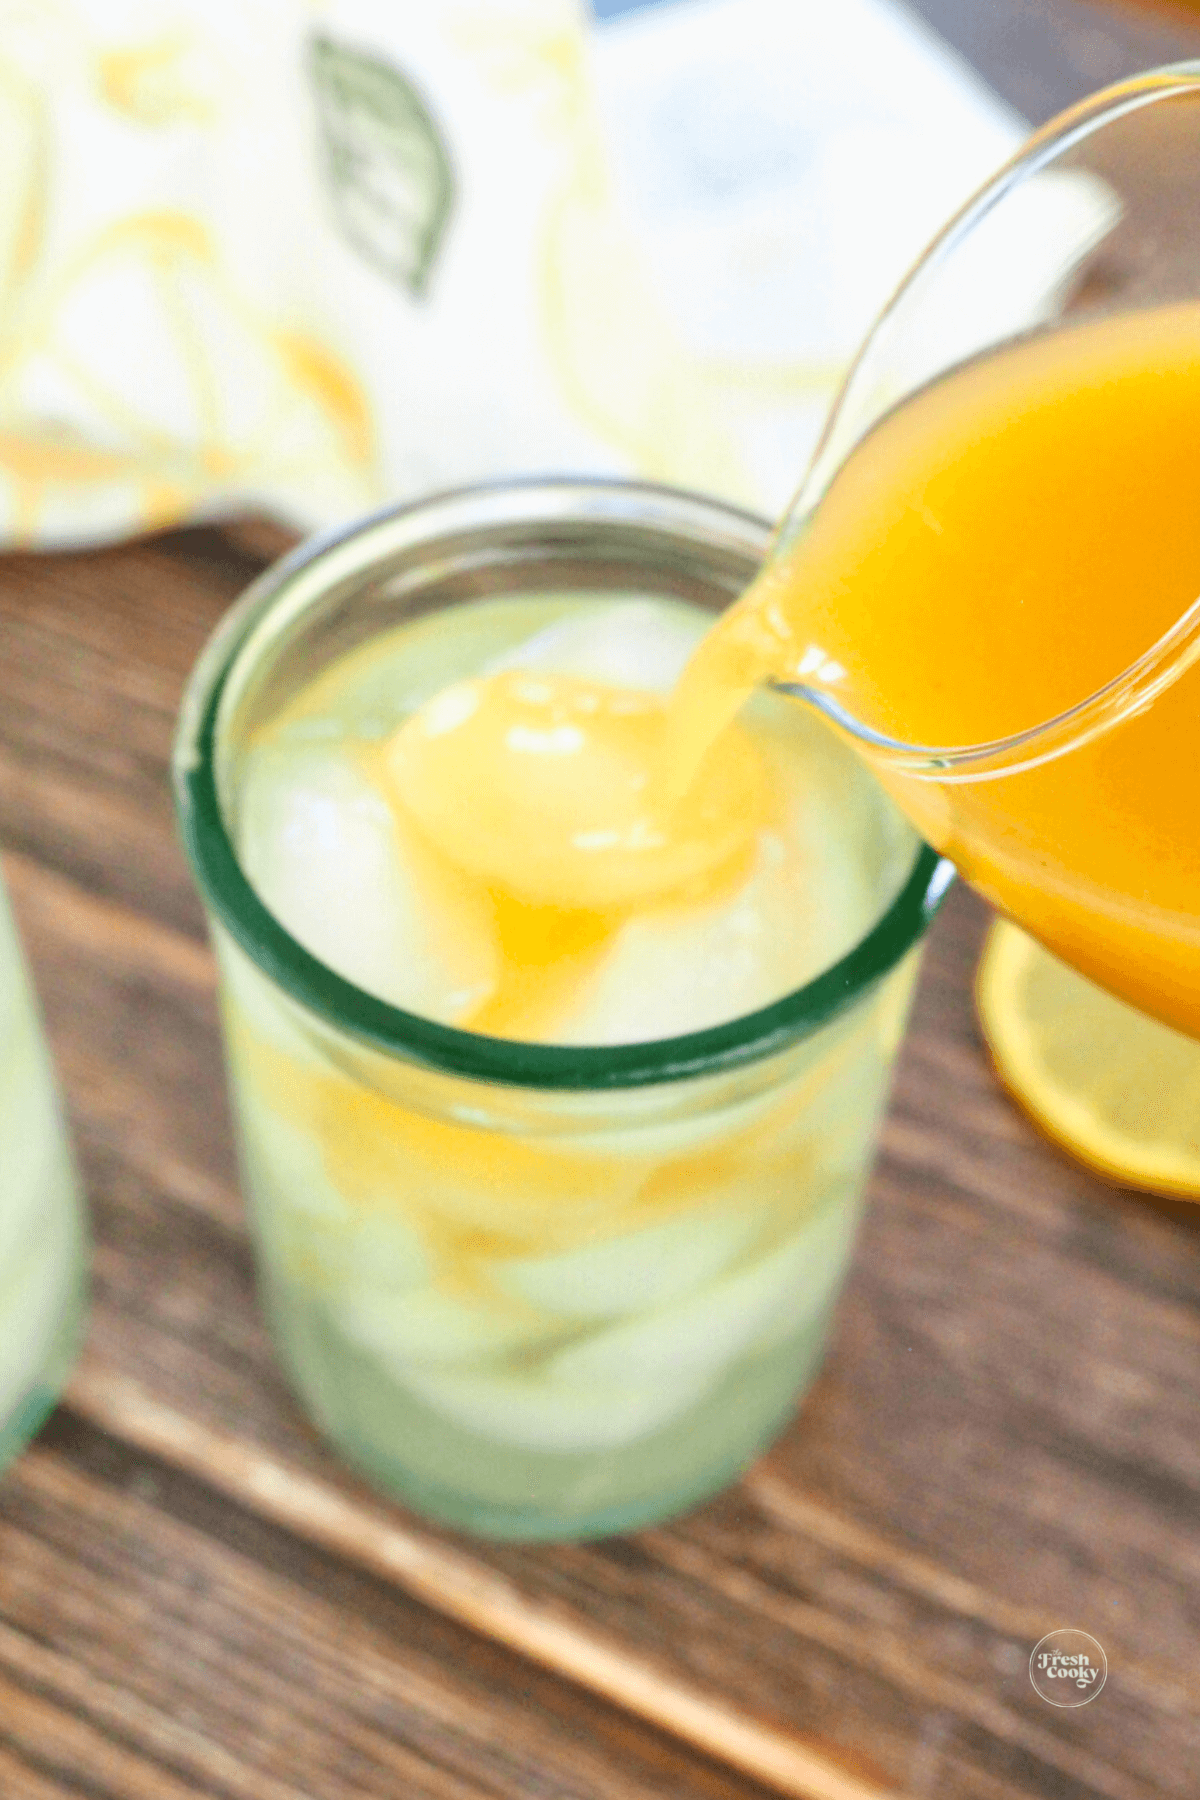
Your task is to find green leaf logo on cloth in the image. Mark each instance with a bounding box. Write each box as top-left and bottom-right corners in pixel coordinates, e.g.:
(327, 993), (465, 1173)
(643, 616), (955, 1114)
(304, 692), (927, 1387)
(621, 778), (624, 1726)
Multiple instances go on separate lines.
(309, 35), (455, 297)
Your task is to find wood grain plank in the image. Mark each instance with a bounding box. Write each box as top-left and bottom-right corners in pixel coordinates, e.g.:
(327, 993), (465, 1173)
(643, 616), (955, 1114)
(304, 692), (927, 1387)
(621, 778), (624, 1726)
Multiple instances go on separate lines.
(54, 1372), (895, 1800)
(2, 1428), (779, 1800)
(0, 533), (249, 936)
(0, 1744), (91, 1800)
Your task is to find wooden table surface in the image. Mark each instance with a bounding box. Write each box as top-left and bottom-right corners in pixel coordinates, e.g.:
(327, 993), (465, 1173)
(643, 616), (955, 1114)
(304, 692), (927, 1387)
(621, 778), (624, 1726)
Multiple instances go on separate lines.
(4, 5), (1200, 1797)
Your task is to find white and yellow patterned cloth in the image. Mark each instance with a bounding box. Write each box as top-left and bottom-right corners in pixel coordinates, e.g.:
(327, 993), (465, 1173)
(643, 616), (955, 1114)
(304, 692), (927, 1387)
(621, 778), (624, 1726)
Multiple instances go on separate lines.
(0, 0), (1023, 547)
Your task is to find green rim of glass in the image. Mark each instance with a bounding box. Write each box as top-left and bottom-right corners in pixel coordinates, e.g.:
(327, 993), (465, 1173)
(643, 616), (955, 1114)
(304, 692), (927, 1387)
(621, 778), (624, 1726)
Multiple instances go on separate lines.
(175, 479), (954, 1091)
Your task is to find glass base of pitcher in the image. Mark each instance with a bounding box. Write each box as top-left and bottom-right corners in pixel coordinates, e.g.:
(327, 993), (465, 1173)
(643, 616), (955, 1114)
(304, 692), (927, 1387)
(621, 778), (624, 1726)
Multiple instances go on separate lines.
(265, 1281), (834, 1541)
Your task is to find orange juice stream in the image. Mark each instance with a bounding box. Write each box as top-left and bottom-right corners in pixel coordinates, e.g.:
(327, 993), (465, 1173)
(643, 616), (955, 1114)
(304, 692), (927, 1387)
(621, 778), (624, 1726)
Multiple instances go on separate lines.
(671, 303), (1200, 1036)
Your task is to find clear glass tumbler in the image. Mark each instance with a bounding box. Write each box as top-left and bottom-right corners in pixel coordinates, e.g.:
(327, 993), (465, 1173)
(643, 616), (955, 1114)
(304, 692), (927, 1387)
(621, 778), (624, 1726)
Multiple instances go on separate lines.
(174, 481), (952, 1540)
(0, 871), (87, 1472)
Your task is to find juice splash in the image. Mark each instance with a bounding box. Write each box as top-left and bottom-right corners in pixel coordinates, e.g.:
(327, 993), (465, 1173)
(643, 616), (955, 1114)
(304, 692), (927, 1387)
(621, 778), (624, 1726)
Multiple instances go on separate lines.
(244, 597), (902, 1045)
(680, 302), (1200, 1036)
(384, 662), (769, 1037)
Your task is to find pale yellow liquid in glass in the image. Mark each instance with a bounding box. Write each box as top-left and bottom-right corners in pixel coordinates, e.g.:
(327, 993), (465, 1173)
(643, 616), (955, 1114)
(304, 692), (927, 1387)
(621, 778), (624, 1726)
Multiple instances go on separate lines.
(227, 594), (914, 1531)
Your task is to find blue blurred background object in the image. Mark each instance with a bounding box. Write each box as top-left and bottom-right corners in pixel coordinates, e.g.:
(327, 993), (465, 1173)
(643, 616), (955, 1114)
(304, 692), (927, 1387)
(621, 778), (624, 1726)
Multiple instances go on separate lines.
(592, 0), (659, 14)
